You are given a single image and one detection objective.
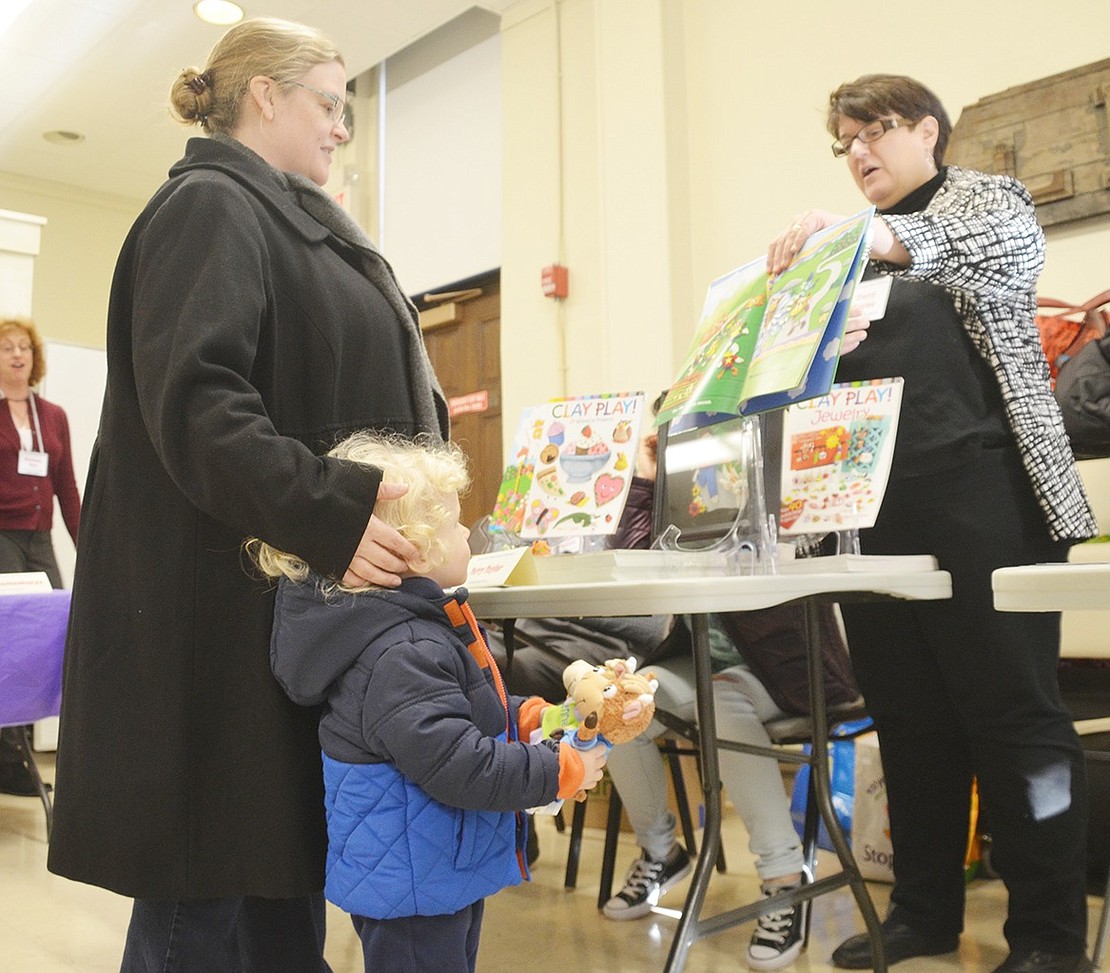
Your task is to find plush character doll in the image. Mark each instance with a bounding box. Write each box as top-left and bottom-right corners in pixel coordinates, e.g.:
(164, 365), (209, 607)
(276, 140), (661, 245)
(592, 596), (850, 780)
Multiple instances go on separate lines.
(559, 657), (659, 801)
(528, 657), (659, 811)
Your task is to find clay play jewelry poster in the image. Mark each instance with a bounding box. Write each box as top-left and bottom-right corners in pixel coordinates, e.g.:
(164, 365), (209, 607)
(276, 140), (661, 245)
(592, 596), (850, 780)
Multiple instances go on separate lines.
(778, 377), (903, 535)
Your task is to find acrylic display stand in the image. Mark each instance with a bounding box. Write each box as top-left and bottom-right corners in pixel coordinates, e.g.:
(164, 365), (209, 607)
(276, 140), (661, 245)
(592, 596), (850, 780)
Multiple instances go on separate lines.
(653, 416), (774, 575)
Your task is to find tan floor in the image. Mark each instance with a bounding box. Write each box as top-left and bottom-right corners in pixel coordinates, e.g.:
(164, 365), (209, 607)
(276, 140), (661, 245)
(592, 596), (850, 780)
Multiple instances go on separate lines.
(1, 755), (1104, 973)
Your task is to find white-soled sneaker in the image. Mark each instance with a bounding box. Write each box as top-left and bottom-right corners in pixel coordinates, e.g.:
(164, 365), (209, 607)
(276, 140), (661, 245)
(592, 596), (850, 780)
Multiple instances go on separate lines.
(602, 844), (692, 921)
(747, 875), (808, 971)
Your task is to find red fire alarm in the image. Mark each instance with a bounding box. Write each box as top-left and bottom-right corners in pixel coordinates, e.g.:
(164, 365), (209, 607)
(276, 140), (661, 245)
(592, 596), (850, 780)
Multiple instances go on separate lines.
(541, 263), (569, 299)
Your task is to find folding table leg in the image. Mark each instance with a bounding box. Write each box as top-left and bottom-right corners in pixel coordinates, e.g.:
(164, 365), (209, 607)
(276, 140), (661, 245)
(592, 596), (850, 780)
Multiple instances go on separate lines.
(13, 725), (52, 840)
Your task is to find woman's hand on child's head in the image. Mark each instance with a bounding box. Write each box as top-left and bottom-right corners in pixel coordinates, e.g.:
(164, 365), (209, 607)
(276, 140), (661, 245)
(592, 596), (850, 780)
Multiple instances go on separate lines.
(343, 482), (420, 589)
(578, 745), (607, 792)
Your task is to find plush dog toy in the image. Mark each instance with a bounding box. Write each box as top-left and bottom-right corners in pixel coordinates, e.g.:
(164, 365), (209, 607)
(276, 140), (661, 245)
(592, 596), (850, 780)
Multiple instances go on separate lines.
(560, 657), (659, 801)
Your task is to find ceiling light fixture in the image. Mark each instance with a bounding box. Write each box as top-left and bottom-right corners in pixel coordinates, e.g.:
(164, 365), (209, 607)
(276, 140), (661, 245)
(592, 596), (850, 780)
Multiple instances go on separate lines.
(0, 0), (35, 38)
(43, 130), (86, 145)
(193, 0), (244, 26)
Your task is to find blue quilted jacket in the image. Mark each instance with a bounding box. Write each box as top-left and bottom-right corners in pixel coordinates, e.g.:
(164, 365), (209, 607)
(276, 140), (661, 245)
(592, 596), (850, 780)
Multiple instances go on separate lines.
(270, 576), (562, 918)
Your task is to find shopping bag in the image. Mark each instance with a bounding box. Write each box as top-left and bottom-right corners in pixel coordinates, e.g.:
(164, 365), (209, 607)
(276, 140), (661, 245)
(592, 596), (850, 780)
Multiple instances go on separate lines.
(852, 732), (894, 881)
(796, 729), (980, 885)
(788, 717), (870, 852)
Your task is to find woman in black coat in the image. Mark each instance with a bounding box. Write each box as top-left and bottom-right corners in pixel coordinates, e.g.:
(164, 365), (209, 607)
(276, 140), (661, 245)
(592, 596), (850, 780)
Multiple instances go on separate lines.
(47, 18), (447, 973)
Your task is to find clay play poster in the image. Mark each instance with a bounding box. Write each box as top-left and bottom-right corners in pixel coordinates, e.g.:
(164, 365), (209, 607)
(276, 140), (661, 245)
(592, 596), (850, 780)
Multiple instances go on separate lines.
(491, 393), (646, 539)
(778, 378), (903, 535)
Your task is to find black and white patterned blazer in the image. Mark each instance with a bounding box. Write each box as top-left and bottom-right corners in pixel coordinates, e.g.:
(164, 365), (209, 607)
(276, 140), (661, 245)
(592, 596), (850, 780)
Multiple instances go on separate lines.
(876, 165), (1097, 543)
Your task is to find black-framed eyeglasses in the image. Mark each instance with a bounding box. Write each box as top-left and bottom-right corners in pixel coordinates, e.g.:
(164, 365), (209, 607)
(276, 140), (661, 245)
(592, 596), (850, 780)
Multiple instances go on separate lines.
(831, 117), (908, 158)
(284, 80), (349, 127)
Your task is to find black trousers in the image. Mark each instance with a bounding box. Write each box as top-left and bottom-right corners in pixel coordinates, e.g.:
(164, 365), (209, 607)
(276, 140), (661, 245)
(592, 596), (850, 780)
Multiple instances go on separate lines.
(119, 894), (330, 973)
(840, 445), (1088, 955)
(0, 528), (63, 588)
(352, 900), (484, 973)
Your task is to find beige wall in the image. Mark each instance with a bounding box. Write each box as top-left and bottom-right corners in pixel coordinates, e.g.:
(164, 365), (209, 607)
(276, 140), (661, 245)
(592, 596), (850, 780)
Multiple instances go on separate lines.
(502, 0), (695, 421)
(500, 0), (1110, 443)
(0, 173), (138, 349)
(2, 0), (1108, 438)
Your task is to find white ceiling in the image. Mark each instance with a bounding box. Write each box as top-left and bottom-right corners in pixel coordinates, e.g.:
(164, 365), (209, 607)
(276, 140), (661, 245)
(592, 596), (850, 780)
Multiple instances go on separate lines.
(0, 0), (515, 202)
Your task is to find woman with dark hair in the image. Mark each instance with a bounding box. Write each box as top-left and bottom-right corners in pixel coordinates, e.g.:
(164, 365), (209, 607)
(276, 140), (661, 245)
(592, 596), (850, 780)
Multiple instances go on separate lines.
(767, 74), (1096, 973)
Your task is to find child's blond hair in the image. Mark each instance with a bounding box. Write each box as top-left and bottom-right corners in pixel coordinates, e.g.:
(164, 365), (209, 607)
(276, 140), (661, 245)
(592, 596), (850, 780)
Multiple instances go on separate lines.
(248, 432), (469, 590)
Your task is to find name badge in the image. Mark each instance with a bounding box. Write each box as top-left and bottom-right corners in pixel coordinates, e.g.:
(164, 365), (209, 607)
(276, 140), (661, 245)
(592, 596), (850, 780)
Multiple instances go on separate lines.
(18, 449), (49, 477)
(851, 276), (893, 320)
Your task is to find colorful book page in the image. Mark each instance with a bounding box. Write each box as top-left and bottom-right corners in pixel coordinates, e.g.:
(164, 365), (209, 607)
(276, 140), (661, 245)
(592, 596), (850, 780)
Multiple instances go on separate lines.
(489, 408), (539, 533)
(778, 377), (903, 535)
(517, 393), (647, 539)
(658, 207), (874, 424)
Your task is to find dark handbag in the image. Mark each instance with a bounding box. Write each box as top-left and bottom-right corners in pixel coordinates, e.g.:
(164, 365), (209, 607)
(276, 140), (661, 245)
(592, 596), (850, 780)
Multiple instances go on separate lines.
(1036, 290), (1110, 387)
(1055, 331), (1110, 458)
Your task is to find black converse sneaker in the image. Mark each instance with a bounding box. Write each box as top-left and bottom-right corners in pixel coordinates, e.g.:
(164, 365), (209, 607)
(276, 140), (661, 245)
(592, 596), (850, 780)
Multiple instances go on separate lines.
(602, 844), (692, 920)
(747, 874), (808, 971)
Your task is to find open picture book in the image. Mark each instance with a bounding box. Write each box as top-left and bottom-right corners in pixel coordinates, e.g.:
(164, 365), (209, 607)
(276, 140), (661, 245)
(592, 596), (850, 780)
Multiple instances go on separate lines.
(657, 208), (874, 424)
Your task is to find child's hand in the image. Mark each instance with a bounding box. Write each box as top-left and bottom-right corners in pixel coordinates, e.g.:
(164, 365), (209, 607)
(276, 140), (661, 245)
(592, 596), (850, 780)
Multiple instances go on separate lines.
(577, 744), (607, 792)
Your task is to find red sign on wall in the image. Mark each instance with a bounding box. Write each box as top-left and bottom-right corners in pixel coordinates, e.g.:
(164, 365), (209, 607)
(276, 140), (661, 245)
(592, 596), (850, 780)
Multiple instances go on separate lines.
(448, 390), (489, 417)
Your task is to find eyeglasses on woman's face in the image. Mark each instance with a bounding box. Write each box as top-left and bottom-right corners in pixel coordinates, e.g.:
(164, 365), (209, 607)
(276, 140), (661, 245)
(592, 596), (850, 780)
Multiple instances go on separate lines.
(284, 79), (349, 128)
(0, 339), (32, 355)
(831, 117), (910, 158)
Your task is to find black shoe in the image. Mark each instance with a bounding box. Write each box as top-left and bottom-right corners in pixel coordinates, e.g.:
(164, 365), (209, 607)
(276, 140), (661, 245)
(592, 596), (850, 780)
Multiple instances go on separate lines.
(0, 760), (40, 797)
(601, 844), (692, 920)
(831, 919), (959, 969)
(526, 823), (540, 866)
(747, 872), (809, 970)
(991, 951), (1094, 973)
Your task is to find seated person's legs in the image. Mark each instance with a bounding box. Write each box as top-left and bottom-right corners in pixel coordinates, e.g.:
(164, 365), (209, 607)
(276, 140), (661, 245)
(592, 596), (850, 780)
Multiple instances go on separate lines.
(603, 658), (697, 919)
(714, 663), (805, 885)
(605, 655), (809, 970)
(715, 663), (808, 969)
(488, 638), (569, 701)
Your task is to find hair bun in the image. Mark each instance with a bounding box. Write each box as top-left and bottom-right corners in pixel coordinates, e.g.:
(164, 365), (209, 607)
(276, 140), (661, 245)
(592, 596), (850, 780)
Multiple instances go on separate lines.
(185, 71), (212, 95)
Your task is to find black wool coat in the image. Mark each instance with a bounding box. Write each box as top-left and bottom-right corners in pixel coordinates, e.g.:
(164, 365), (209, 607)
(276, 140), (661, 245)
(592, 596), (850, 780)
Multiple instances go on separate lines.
(47, 137), (448, 899)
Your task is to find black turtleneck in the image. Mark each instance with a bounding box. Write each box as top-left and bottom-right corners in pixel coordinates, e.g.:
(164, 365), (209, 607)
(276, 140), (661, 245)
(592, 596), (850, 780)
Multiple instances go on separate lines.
(835, 167), (1011, 479)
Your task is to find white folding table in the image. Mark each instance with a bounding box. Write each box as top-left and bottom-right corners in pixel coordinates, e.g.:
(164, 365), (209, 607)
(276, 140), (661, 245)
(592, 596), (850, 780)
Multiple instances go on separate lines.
(469, 566), (952, 973)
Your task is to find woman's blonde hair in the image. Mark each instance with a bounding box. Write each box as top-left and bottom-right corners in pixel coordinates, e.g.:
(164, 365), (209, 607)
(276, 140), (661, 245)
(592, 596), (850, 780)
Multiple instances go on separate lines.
(169, 17), (344, 135)
(0, 317), (46, 387)
(248, 432), (470, 591)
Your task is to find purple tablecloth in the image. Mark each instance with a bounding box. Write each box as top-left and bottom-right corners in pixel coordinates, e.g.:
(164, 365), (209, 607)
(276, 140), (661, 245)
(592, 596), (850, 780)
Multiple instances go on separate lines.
(0, 589), (70, 725)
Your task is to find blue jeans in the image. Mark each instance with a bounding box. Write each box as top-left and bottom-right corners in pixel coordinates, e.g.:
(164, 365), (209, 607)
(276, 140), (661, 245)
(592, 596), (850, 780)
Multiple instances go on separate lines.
(119, 894), (330, 973)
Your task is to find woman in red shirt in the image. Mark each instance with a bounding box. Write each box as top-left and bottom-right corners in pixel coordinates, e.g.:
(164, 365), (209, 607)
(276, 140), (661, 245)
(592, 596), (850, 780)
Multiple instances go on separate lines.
(0, 316), (81, 795)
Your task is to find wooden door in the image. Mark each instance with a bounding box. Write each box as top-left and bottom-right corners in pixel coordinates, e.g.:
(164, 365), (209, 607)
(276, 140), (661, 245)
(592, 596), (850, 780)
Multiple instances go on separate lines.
(419, 271), (503, 531)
